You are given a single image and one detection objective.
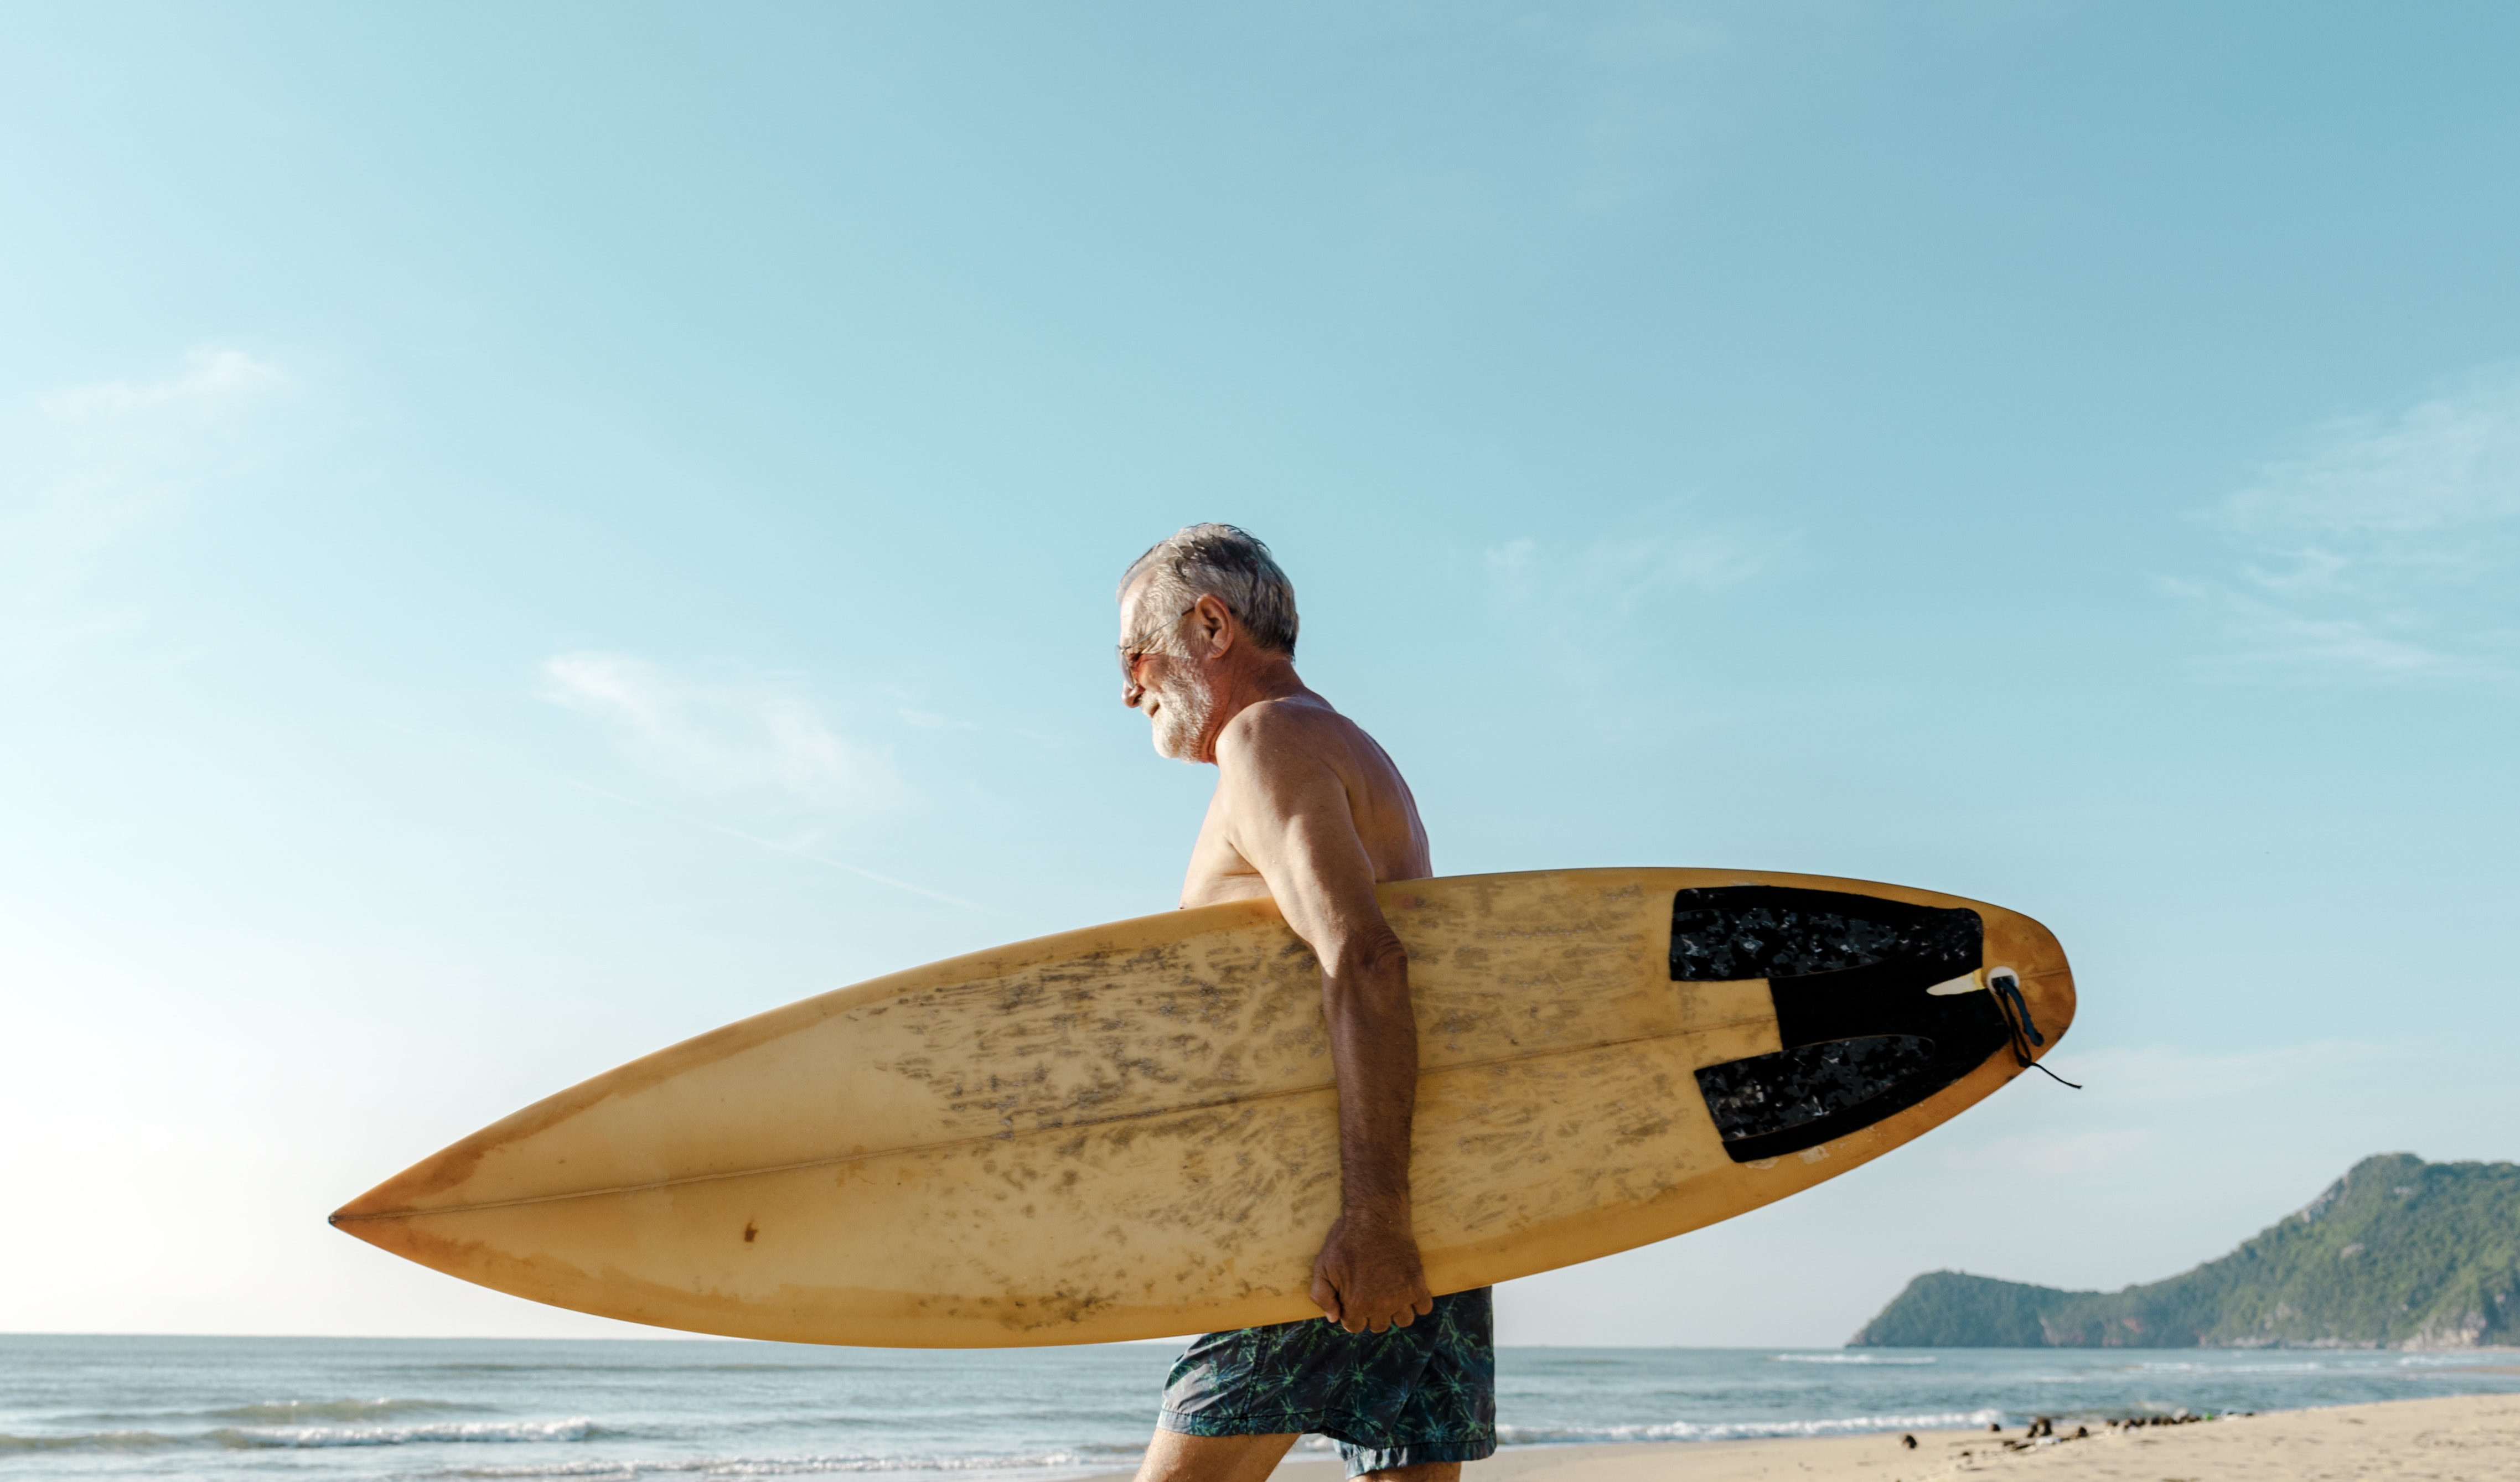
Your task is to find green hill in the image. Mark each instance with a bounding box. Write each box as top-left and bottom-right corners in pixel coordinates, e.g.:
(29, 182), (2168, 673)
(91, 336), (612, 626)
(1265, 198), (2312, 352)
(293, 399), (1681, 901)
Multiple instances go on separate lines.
(1850, 1153), (2520, 1349)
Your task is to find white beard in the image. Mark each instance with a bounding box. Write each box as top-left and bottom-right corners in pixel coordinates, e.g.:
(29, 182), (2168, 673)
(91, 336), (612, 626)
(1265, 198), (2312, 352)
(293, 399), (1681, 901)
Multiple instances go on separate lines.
(1143, 662), (1214, 761)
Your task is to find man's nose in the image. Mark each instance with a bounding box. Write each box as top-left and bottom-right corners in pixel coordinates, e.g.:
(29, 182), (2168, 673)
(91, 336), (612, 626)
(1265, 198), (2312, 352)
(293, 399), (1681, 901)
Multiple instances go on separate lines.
(1122, 677), (1145, 708)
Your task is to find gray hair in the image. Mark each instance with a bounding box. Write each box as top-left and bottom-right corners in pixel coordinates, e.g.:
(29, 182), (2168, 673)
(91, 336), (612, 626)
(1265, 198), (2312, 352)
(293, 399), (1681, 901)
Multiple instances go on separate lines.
(1119, 523), (1300, 658)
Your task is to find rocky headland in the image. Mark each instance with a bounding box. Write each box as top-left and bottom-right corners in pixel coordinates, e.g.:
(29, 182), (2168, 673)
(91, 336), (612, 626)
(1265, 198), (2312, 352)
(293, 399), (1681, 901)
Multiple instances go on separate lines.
(1852, 1153), (2520, 1349)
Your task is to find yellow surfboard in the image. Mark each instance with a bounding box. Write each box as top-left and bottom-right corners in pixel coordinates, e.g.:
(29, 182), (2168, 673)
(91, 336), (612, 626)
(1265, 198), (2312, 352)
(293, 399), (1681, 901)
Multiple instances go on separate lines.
(332, 868), (2074, 1346)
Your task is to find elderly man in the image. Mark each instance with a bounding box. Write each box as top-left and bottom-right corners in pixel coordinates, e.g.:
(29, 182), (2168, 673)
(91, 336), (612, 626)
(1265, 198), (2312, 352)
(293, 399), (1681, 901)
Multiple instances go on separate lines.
(1117, 524), (1494, 1482)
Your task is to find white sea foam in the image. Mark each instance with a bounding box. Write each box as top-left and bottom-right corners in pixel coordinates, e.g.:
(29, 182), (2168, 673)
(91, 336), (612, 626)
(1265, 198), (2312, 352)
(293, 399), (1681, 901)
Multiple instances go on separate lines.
(707, 1458), (1106, 1478)
(443, 1453), (1113, 1479)
(214, 1417), (602, 1448)
(1497, 1410), (2006, 1444)
(1769, 1354), (1938, 1366)
(2127, 1361), (2328, 1376)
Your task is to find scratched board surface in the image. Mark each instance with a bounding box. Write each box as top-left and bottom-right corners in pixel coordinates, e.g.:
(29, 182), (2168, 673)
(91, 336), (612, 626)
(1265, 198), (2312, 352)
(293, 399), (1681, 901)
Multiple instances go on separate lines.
(332, 868), (2074, 1346)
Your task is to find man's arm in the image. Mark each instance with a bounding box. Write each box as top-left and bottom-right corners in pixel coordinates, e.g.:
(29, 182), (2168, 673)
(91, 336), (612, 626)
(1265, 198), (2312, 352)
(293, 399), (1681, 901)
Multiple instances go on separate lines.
(1214, 708), (1432, 1335)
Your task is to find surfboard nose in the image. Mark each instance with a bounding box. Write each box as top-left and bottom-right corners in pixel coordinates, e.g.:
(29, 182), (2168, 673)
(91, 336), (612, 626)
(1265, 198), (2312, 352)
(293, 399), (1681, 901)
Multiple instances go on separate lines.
(1993, 907), (2076, 1054)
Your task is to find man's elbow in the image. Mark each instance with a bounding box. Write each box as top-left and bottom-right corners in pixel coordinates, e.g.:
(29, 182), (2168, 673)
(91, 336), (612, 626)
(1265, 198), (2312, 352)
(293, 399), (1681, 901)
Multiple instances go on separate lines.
(1327, 924), (1406, 978)
(1321, 931), (1410, 1007)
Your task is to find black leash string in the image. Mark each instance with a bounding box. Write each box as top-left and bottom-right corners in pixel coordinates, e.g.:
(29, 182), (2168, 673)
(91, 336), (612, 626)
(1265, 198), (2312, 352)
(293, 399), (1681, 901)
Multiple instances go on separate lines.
(1993, 974), (2083, 1089)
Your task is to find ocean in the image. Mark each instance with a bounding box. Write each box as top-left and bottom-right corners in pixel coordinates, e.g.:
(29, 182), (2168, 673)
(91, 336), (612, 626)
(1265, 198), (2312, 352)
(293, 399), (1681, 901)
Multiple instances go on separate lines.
(6, 1335), (2516, 1481)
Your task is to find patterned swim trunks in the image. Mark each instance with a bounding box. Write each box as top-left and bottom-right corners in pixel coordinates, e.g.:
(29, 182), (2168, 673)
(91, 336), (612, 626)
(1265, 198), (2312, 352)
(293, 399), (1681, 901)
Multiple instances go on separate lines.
(1156, 1287), (1497, 1477)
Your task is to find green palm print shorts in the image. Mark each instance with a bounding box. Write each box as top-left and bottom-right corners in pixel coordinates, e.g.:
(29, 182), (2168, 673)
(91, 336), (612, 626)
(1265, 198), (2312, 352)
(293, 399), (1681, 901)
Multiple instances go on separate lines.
(1156, 1288), (1497, 1477)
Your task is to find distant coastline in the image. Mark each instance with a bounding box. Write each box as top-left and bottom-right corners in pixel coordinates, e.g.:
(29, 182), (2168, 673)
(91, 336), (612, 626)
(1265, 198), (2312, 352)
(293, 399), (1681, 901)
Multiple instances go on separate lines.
(1852, 1153), (2520, 1349)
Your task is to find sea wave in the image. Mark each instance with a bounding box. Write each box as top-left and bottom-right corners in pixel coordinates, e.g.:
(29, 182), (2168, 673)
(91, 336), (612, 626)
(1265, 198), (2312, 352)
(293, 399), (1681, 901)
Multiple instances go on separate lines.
(212, 1397), (476, 1423)
(53, 1396), (475, 1427)
(1769, 1354), (1938, 1366)
(439, 1452), (1118, 1479)
(706, 1458), (1109, 1479)
(213, 1417), (605, 1448)
(1497, 1409), (2006, 1444)
(0, 1429), (193, 1453)
(2125, 1361), (2331, 1375)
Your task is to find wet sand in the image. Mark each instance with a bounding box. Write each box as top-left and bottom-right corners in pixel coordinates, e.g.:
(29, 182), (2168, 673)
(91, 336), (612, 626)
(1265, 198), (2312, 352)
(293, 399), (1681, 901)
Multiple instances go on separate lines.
(1207, 1392), (2520, 1482)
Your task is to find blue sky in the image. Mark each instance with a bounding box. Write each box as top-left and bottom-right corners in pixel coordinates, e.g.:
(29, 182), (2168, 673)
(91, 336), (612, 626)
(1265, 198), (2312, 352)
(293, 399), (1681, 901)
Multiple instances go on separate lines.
(3, 3), (2516, 1346)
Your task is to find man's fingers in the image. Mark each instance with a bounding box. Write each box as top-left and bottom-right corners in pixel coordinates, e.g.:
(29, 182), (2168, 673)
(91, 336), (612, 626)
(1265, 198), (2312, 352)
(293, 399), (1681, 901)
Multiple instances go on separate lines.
(1349, 1294), (1421, 1333)
(1310, 1234), (1431, 1336)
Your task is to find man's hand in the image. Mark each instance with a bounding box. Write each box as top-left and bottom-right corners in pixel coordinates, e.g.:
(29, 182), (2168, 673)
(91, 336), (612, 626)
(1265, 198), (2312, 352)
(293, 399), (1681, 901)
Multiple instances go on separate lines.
(1309, 1212), (1435, 1334)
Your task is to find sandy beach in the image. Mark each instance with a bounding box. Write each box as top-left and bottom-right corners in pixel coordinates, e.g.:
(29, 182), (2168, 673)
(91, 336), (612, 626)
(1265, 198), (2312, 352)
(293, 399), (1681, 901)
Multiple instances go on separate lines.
(1204, 1392), (2520, 1482)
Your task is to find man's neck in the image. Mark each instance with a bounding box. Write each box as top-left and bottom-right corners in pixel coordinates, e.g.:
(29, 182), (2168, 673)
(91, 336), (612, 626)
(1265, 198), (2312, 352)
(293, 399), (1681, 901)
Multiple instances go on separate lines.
(1194, 655), (1317, 760)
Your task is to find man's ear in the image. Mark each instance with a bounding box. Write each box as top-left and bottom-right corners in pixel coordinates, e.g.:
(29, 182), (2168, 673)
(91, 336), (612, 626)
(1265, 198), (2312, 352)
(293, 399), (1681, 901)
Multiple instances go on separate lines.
(1192, 594), (1234, 657)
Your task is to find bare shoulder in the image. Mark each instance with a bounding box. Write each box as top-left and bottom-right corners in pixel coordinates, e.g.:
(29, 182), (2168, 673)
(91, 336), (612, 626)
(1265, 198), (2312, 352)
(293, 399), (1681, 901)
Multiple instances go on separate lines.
(1213, 693), (1357, 765)
(1215, 695), (1430, 882)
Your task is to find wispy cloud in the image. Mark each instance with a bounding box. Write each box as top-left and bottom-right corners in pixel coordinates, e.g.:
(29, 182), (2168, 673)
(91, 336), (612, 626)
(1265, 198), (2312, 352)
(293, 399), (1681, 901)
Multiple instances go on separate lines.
(541, 651), (904, 812)
(899, 707), (980, 732)
(1469, 514), (1783, 737)
(2179, 366), (2520, 678)
(2, 348), (291, 665)
(37, 349), (288, 429)
(1484, 519), (1777, 613)
(1931, 1039), (2398, 1174)
(1934, 1127), (2159, 1174)
(2020, 1039), (2392, 1105)
(555, 779), (980, 911)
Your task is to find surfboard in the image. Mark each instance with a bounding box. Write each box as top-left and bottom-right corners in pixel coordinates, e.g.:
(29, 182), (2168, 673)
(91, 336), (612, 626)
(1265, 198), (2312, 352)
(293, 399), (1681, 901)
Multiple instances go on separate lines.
(332, 867), (2074, 1346)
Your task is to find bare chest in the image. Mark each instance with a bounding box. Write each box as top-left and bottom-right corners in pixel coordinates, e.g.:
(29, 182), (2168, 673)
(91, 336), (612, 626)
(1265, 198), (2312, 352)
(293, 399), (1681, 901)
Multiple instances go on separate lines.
(1178, 792), (1269, 908)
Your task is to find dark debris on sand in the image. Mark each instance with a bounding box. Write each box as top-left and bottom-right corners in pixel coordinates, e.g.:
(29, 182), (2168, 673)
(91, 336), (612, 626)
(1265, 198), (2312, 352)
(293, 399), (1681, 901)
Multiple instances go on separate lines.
(1959, 1410), (2254, 1458)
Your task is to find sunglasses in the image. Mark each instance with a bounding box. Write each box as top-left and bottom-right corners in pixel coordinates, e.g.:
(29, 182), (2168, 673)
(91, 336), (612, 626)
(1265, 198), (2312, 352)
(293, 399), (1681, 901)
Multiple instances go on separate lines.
(1117, 602), (1200, 681)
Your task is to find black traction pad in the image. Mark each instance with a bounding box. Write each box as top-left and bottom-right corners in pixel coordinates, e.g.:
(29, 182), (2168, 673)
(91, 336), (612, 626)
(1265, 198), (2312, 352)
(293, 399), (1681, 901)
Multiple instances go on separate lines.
(1673, 885), (2009, 1162)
